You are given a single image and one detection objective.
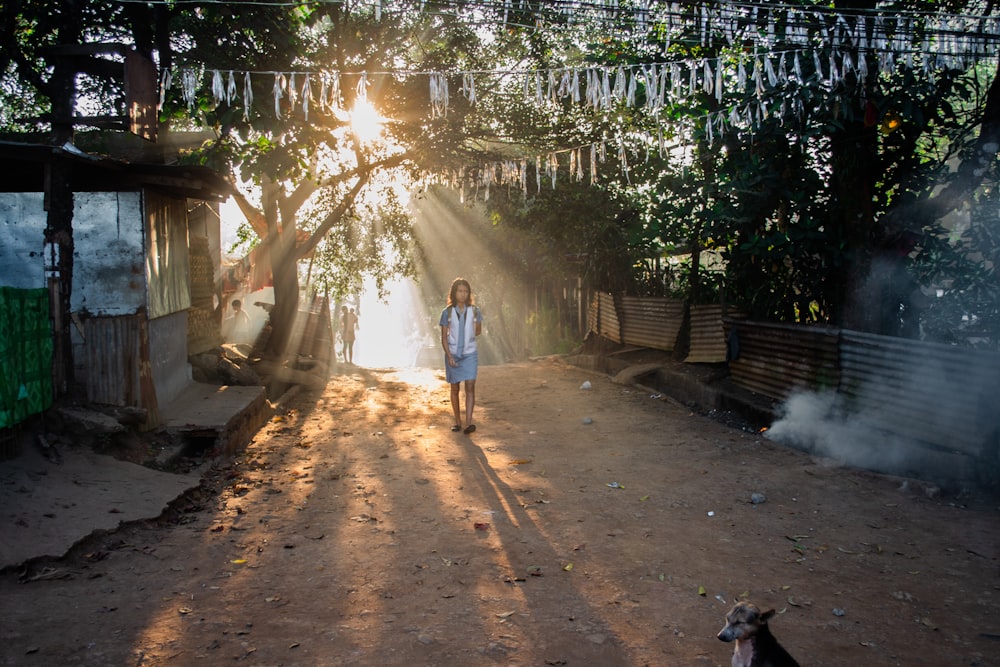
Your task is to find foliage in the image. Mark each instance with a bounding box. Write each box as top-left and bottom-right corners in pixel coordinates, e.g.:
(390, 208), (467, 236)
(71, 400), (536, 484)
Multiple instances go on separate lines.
(2, 0), (998, 352)
(918, 183), (1000, 347)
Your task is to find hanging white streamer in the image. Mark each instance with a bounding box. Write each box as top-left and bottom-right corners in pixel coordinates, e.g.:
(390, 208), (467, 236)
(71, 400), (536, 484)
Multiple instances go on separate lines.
(765, 57), (778, 87)
(287, 73), (298, 111)
(273, 73), (285, 118)
(182, 69), (198, 110)
(356, 71), (368, 104)
(613, 66), (626, 99)
(211, 70), (225, 106)
(227, 70), (237, 104)
(617, 139), (630, 185)
(243, 72), (253, 121)
(462, 72), (476, 104)
(715, 59), (723, 103)
(329, 71), (342, 110)
(159, 70), (171, 108)
(557, 69), (572, 99)
(302, 73), (312, 120)
(429, 72), (448, 118)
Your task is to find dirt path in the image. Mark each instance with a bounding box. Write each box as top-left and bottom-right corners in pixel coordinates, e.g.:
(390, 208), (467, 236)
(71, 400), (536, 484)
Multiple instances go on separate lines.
(1, 358), (997, 666)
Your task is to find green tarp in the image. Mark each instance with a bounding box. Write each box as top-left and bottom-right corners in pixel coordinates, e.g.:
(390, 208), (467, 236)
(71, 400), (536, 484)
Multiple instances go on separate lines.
(0, 287), (53, 428)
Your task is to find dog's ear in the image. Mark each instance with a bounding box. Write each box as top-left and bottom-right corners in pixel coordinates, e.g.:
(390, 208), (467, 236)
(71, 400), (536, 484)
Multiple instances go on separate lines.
(760, 609), (776, 623)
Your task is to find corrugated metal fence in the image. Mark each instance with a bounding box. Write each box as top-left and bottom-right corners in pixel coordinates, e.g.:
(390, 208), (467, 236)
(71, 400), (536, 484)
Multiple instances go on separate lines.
(724, 319), (841, 399)
(619, 296), (684, 352)
(589, 298), (1000, 463)
(838, 330), (1000, 458)
(687, 304), (730, 363)
(589, 293), (730, 361)
(589, 292), (622, 344)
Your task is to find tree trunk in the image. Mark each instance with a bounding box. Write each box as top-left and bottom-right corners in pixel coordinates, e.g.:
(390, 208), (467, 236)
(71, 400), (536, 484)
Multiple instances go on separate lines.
(830, 0), (880, 332)
(266, 220), (300, 358)
(45, 2), (83, 391)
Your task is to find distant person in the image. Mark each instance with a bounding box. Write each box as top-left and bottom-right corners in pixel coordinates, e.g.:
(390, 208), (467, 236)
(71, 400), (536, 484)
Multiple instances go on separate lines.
(340, 305), (358, 364)
(440, 278), (482, 434)
(227, 299), (251, 344)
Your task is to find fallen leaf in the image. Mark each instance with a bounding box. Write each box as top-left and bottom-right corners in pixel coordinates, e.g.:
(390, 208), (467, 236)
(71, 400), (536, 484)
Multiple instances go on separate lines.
(563, 563), (574, 571)
(698, 585), (706, 596)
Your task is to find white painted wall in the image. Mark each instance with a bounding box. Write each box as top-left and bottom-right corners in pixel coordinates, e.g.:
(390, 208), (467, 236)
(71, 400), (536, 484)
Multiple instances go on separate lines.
(0, 191), (147, 315)
(0, 193), (47, 289)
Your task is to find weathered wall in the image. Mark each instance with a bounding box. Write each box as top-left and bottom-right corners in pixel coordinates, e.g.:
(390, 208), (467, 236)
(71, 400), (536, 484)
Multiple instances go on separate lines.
(0, 192), (149, 314)
(0, 193), (49, 289)
(73, 192), (146, 315)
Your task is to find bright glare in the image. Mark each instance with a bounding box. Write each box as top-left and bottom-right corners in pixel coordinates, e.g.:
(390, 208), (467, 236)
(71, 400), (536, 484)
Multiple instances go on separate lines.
(351, 276), (436, 369)
(351, 99), (384, 143)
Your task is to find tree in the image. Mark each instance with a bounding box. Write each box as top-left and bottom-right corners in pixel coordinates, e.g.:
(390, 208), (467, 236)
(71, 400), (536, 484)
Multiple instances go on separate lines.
(161, 2), (544, 358)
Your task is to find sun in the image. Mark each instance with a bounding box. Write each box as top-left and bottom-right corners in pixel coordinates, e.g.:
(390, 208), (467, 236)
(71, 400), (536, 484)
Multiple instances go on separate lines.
(351, 99), (384, 144)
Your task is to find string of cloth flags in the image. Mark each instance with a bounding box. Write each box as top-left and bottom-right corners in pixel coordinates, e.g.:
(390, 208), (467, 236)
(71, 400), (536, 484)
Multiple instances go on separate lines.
(160, 1), (1000, 195)
(165, 0), (1000, 119)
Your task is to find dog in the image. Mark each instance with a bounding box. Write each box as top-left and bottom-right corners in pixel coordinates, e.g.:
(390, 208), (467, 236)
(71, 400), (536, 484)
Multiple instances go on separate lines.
(717, 601), (801, 667)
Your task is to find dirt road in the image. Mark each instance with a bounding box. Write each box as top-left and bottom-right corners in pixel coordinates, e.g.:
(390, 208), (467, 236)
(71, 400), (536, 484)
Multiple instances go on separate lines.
(1, 357), (997, 666)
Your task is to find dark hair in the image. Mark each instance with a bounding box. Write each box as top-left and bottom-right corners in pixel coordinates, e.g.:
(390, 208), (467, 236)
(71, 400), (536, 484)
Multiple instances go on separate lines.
(447, 278), (474, 307)
(232, 299), (242, 309)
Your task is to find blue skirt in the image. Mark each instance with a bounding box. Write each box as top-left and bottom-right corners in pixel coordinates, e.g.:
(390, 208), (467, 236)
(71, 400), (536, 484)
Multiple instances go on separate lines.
(445, 351), (478, 384)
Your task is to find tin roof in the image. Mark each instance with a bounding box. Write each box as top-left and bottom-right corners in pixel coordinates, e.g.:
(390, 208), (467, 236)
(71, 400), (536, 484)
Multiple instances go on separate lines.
(0, 140), (232, 201)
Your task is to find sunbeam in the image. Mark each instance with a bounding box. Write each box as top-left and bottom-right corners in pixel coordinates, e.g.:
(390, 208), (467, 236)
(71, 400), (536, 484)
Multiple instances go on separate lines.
(350, 276), (434, 369)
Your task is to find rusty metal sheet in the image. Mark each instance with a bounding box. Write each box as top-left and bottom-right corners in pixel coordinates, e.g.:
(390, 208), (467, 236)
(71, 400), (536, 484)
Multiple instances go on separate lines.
(685, 304), (729, 363)
(81, 314), (141, 407)
(724, 319), (840, 400)
(590, 292), (621, 343)
(838, 330), (1000, 457)
(619, 296), (683, 351)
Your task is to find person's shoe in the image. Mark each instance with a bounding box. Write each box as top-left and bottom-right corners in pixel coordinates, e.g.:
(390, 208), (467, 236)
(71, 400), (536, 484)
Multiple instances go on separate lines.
(451, 424), (462, 432)
(463, 424), (476, 434)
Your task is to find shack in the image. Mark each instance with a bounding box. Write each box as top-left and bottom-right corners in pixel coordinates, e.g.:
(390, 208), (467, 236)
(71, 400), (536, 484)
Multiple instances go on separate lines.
(0, 140), (234, 431)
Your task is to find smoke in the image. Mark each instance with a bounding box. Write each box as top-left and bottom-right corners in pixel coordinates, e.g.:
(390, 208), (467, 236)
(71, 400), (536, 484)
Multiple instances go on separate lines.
(767, 391), (894, 468)
(764, 389), (965, 484)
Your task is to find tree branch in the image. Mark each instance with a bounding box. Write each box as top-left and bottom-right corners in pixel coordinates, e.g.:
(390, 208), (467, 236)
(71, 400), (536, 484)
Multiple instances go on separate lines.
(888, 59), (1000, 231)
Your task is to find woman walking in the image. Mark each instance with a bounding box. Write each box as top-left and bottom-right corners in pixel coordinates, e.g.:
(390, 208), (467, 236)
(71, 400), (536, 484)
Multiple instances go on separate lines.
(440, 278), (483, 434)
